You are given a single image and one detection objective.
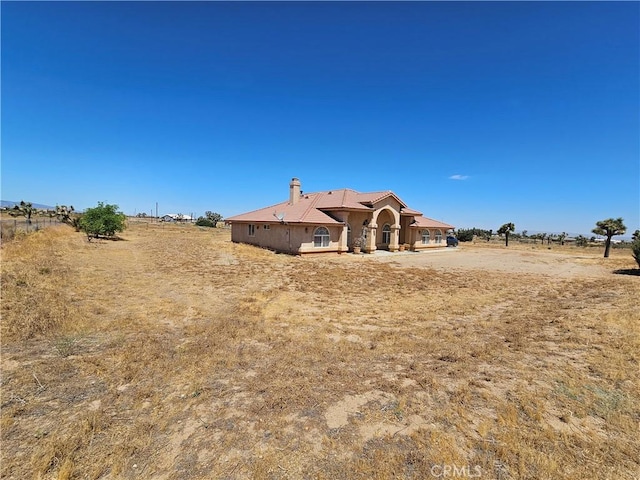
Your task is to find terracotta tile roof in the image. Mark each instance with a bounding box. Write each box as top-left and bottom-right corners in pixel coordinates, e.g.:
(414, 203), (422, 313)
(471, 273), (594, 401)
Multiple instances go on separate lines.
(226, 187), (448, 227)
(315, 189), (374, 211)
(354, 190), (408, 207)
(225, 193), (343, 224)
(400, 207), (423, 216)
(410, 216), (455, 230)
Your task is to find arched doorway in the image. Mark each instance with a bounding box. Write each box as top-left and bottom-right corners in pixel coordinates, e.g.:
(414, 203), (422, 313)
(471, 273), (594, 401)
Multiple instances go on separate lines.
(376, 209), (395, 250)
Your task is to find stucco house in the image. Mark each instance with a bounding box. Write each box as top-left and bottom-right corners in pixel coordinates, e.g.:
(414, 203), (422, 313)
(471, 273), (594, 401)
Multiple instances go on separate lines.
(161, 214), (193, 223)
(225, 178), (454, 254)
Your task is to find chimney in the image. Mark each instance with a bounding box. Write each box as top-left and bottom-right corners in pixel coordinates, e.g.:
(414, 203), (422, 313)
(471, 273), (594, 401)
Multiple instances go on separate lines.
(289, 178), (301, 205)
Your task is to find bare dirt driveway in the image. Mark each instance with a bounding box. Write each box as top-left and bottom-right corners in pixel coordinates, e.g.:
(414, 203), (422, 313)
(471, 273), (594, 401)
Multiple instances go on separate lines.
(343, 244), (625, 278)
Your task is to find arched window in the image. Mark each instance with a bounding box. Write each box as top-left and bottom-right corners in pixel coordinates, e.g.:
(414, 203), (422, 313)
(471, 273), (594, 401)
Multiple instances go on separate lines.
(382, 224), (391, 244)
(435, 229), (443, 244)
(421, 229), (430, 245)
(314, 227), (330, 247)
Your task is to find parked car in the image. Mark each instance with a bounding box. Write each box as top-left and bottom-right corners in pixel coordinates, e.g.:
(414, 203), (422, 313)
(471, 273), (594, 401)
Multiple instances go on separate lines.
(446, 235), (459, 247)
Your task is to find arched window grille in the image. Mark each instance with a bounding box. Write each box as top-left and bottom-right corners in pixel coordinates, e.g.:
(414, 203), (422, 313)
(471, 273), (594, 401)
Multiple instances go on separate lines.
(314, 227), (330, 247)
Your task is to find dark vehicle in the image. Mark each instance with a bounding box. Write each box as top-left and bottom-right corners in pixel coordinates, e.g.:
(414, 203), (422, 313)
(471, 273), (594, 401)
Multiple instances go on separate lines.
(446, 235), (459, 247)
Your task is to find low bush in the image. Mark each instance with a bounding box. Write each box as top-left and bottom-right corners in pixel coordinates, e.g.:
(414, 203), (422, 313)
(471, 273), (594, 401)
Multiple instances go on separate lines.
(195, 217), (215, 227)
(632, 239), (640, 269)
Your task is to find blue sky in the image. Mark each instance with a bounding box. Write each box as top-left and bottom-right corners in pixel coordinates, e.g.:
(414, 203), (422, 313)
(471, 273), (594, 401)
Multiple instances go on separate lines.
(2, 1), (638, 235)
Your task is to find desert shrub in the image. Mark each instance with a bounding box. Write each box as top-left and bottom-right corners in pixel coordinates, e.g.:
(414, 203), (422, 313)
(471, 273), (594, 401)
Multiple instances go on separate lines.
(632, 239), (640, 269)
(79, 203), (126, 239)
(456, 228), (491, 242)
(456, 229), (474, 242)
(195, 217), (215, 227)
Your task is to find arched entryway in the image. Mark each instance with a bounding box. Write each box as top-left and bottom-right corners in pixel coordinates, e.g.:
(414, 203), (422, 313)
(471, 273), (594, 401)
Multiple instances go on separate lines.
(375, 209), (396, 250)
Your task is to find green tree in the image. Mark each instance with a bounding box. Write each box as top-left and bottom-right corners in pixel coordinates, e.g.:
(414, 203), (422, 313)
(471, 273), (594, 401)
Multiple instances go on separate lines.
(592, 218), (626, 258)
(205, 211), (223, 226)
(79, 202), (126, 240)
(455, 228), (492, 242)
(497, 223), (515, 247)
(632, 230), (640, 242)
(195, 217), (215, 227)
(632, 237), (640, 269)
(9, 200), (35, 224)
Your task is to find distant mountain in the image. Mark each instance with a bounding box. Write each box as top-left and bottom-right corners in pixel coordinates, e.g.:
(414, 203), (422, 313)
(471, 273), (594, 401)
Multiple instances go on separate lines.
(1, 200), (56, 210)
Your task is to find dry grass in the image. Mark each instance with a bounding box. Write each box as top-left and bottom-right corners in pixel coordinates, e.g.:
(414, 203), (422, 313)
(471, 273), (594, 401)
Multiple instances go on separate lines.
(1, 224), (639, 479)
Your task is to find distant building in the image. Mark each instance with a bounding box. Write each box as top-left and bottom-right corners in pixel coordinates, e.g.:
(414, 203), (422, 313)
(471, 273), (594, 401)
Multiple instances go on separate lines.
(160, 214), (193, 223)
(226, 178), (454, 254)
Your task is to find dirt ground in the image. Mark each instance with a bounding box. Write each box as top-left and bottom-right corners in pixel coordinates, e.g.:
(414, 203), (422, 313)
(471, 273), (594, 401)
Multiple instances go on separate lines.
(1, 225), (639, 480)
(359, 246), (613, 278)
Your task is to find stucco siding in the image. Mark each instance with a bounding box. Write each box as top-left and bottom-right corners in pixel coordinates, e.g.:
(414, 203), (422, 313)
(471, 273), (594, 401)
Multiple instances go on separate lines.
(410, 228), (447, 250)
(231, 223), (344, 254)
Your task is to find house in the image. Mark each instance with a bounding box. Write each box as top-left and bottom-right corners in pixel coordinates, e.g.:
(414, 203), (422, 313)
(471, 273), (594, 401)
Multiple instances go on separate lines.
(225, 178), (454, 254)
(161, 214), (193, 223)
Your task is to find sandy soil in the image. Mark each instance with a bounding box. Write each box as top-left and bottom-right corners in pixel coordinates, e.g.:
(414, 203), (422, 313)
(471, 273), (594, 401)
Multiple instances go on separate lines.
(2, 227), (638, 479)
(327, 245), (617, 278)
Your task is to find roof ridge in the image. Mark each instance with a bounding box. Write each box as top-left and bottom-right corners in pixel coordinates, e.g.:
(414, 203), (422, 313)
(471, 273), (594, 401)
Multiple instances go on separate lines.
(300, 191), (324, 221)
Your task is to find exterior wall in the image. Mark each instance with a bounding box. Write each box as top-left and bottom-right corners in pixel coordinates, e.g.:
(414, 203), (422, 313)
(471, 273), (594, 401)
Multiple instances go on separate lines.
(230, 222), (344, 254)
(409, 228), (447, 251)
(232, 223), (294, 252)
(298, 224), (344, 254)
(399, 216), (413, 245)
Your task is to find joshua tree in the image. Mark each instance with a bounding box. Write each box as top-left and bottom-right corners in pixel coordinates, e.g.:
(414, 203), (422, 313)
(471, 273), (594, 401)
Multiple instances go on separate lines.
(497, 223), (515, 247)
(539, 233), (547, 245)
(56, 205), (75, 224)
(557, 232), (567, 246)
(56, 205), (83, 231)
(9, 201), (35, 224)
(592, 218), (626, 258)
(575, 235), (588, 247)
(632, 230), (640, 242)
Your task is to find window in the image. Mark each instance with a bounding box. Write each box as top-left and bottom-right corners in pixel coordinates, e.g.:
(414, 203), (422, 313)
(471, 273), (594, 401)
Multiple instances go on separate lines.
(435, 229), (443, 244)
(248, 224), (255, 236)
(314, 227), (330, 247)
(421, 229), (430, 245)
(263, 224), (270, 230)
(382, 224), (391, 244)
